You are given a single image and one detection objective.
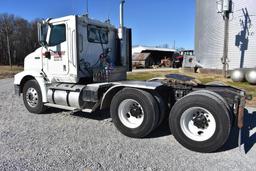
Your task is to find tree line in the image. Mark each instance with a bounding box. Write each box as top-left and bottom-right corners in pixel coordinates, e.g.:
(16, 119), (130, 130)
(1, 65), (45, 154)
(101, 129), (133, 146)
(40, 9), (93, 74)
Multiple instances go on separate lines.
(0, 13), (40, 66)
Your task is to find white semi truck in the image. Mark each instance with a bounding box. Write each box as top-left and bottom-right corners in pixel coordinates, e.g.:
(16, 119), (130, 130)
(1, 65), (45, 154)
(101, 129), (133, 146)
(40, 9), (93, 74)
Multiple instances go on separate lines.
(14, 1), (250, 153)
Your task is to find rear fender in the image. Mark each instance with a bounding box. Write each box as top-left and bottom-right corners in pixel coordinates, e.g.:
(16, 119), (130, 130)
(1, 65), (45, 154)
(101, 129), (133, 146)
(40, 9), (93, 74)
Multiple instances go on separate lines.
(100, 81), (163, 110)
(100, 85), (125, 110)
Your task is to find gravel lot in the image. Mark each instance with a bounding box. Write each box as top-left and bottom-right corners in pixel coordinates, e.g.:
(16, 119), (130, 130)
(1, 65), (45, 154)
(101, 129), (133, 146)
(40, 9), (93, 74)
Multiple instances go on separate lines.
(0, 78), (256, 171)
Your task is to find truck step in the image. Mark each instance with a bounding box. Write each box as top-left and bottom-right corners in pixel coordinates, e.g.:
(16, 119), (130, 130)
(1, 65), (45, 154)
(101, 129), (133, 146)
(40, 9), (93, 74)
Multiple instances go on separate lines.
(44, 103), (77, 111)
(44, 103), (92, 113)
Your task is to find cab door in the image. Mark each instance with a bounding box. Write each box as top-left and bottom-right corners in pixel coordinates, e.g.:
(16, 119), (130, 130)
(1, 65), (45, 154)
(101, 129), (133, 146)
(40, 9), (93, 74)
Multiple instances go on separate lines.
(42, 21), (69, 80)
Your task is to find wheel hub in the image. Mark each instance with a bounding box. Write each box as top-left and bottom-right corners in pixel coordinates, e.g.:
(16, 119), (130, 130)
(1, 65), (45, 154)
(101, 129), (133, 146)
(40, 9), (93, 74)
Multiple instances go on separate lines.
(193, 113), (208, 129)
(26, 87), (39, 108)
(28, 93), (33, 101)
(118, 99), (144, 129)
(130, 104), (142, 118)
(180, 107), (216, 142)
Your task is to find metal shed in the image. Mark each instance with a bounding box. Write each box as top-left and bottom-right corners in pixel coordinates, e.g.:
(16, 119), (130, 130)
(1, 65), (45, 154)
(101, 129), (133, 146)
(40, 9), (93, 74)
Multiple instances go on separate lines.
(132, 46), (176, 68)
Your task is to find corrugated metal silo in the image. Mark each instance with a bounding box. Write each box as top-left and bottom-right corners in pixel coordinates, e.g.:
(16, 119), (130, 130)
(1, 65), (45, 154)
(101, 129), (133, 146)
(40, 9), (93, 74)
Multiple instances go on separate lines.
(195, 0), (256, 70)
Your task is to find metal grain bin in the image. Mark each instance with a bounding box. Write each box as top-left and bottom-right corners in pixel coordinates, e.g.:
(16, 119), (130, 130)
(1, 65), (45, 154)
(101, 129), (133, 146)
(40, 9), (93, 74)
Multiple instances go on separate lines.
(195, 0), (256, 70)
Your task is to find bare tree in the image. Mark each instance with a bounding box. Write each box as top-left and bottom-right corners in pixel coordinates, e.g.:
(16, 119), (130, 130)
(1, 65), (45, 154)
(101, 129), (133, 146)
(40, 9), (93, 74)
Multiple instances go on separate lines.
(0, 13), (40, 66)
(0, 14), (15, 68)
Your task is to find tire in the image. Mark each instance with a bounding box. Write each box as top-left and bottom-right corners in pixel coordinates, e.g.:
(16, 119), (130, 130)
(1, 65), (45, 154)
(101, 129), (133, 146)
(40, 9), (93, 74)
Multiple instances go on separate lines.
(169, 93), (231, 153)
(154, 93), (167, 127)
(188, 90), (233, 123)
(110, 88), (159, 138)
(22, 80), (46, 114)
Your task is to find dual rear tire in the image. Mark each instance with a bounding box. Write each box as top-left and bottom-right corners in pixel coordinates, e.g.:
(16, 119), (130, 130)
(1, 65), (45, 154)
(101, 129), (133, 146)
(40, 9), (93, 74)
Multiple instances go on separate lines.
(110, 88), (163, 138)
(111, 88), (232, 153)
(169, 91), (232, 152)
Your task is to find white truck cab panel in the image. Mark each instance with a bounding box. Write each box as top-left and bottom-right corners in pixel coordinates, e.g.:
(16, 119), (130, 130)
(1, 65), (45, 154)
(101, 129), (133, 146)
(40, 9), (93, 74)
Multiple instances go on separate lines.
(42, 16), (78, 83)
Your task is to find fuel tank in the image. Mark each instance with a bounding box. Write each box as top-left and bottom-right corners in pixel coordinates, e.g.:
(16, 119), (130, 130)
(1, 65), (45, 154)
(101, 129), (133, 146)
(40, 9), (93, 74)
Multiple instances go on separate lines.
(47, 84), (86, 109)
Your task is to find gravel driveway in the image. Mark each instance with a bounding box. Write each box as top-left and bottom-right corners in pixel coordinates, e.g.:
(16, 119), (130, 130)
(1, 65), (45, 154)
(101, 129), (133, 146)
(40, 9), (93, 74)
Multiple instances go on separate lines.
(0, 78), (256, 171)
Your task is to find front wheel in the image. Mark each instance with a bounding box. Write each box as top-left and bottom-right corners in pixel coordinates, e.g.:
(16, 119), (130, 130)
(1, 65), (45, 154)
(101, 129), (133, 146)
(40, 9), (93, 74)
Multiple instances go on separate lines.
(169, 93), (231, 153)
(22, 80), (46, 114)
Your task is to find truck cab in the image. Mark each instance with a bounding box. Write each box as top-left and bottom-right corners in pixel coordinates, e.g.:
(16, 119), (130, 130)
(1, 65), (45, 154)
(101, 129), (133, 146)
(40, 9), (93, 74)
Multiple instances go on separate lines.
(19, 15), (131, 84)
(14, 14), (134, 109)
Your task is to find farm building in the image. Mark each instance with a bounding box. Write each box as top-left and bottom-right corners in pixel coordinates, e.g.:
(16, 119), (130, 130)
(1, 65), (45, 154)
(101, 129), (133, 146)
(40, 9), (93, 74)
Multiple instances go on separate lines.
(195, 0), (256, 70)
(132, 46), (176, 68)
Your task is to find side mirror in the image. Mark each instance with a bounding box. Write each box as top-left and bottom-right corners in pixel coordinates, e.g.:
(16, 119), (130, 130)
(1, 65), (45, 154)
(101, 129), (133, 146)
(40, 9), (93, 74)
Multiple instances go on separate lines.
(44, 51), (51, 59)
(37, 22), (48, 48)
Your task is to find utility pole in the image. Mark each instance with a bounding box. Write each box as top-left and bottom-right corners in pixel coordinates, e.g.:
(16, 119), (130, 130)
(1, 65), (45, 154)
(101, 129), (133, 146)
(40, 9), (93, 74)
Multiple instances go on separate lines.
(217, 0), (232, 78)
(222, 10), (229, 78)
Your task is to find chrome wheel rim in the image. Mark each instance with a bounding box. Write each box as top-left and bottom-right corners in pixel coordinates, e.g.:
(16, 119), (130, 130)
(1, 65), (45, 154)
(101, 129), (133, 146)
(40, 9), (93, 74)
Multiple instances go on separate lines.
(118, 99), (144, 129)
(26, 87), (39, 108)
(180, 107), (216, 142)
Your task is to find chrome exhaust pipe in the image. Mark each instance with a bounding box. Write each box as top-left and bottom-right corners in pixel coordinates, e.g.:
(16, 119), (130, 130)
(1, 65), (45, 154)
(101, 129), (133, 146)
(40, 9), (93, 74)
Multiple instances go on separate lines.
(118, 0), (125, 39)
(119, 0), (125, 28)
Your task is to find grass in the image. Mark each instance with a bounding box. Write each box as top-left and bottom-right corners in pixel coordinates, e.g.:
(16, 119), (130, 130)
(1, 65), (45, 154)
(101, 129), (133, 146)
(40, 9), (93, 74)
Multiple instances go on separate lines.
(0, 65), (23, 79)
(128, 69), (256, 107)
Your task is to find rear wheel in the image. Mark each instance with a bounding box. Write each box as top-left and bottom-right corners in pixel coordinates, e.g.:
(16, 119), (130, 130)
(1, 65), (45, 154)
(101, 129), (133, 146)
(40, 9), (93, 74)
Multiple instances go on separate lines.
(110, 88), (159, 138)
(188, 90), (233, 124)
(22, 80), (46, 114)
(154, 93), (167, 127)
(169, 93), (231, 153)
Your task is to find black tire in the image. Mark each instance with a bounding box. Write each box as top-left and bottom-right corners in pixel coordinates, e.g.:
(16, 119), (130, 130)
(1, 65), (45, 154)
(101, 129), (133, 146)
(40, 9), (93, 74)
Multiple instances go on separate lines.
(110, 88), (159, 138)
(154, 93), (168, 127)
(169, 93), (231, 153)
(22, 80), (46, 114)
(188, 90), (233, 123)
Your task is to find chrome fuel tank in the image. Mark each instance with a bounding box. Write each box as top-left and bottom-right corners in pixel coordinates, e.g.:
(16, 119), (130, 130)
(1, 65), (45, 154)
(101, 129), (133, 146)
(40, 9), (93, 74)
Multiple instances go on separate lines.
(47, 84), (86, 109)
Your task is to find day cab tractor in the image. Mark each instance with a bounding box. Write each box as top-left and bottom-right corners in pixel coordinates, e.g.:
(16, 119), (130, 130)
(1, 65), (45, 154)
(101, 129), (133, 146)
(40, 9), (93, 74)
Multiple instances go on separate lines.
(14, 1), (250, 153)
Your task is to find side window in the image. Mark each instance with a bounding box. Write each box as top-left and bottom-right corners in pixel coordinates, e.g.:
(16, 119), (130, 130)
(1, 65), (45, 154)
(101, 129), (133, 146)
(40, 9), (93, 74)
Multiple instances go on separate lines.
(87, 25), (108, 44)
(88, 26), (99, 42)
(49, 24), (66, 46)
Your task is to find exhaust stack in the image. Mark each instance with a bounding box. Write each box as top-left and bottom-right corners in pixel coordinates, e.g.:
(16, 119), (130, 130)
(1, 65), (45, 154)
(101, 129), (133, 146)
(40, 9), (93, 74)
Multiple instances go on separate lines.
(118, 0), (125, 39)
(120, 0), (125, 27)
